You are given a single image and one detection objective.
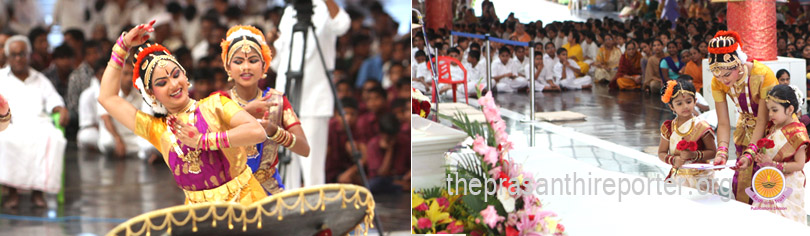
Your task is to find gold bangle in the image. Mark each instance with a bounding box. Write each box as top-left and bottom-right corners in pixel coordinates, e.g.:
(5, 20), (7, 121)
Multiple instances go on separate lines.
(288, 134), (296, 148)
(269, 127), (283, 141)
(112, 45), (128, 59)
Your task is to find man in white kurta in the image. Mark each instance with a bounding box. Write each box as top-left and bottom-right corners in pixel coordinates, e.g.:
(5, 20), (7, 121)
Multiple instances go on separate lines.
(553, 49), (593, 90)
(272, 0), (350, 188)
(95, 75), (154, 159)
(491, 49), (528, 93)
(77, 77), (99, 149)
(526, 54), (558, 92)
(0, 36), (68, 208)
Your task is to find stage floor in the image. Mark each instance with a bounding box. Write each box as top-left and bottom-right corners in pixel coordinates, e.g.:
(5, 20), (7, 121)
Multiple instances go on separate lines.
(0, 145), (410, 235)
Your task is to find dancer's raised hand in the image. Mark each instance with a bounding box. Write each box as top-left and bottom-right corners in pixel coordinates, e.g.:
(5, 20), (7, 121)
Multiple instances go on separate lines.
(123, 20), (156, 48)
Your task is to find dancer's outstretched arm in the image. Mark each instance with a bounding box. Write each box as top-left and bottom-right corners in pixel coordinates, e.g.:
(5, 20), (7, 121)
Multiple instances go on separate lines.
(98, 21), (155, 132)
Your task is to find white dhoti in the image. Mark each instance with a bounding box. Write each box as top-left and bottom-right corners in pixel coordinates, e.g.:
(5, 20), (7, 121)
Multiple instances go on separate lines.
(284, 116), (329, 188)
(495, 76), (529, 93)
(559, 75), (592, 89)
(77, 126), (99, 150)
(0, 120), (66, 194)
(97, 128), (154, 157)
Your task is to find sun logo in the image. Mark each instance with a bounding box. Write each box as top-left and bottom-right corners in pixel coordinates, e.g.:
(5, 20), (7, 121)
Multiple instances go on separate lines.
(752, 167), (785, 200)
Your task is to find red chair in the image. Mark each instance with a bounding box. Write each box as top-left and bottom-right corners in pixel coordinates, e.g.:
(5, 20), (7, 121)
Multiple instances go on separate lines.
(427, 56), (469, 104)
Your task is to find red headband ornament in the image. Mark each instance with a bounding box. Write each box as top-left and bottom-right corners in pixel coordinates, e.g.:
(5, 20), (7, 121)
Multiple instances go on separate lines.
(708, 31), (743, 55)
(132, 44), (172, 90)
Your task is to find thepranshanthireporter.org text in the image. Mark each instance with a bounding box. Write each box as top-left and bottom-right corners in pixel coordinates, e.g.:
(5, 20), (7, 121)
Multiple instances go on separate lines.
(446, 172), (733, 202)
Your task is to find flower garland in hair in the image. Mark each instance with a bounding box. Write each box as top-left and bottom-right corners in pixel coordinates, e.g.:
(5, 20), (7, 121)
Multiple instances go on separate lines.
(661, 80), (679, 103)
(219, 25), (273, 72)
(132, 44), (172, 91)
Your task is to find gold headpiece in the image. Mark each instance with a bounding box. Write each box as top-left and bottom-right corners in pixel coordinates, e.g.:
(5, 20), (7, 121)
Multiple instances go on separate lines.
(227, 36), (263, 66)
(766, 95), (790, 104)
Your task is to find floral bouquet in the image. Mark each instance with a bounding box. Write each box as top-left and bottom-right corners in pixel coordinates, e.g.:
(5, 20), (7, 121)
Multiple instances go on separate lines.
(755, 138), (775, 153)
(412, 86), (565, 235)
(412, 88), (431, 118)
(675, 140), (698, 152)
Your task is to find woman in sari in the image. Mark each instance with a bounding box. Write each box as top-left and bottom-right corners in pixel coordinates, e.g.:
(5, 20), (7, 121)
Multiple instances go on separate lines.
(97, 21), (268, 205)
(592, 34), (622, 83)
(218, 25), (310, 195)
(709, 31), (778, 204)
(749, 84), (806, 223)
(612, 40), (642, 90)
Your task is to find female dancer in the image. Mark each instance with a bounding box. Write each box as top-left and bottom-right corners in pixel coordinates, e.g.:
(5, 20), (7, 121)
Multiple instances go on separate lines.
(657, 80), (717, 191)
(97, 21), (268, 205)
(0, 94), (8, 132)
(219, 25), (310, 195)
(708, 31), (778, 203)
(747, 84), (807, 223)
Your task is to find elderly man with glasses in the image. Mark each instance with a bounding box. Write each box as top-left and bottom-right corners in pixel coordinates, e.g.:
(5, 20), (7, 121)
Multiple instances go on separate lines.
(0, 35), (68, 208)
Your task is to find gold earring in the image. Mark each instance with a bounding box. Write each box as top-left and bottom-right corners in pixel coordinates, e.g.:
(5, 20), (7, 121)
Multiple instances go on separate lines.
(793, 113), (798, 119)
(262, 74), (267, 79)
(150, 95), (157, 105)
(228, 76), (233, 82)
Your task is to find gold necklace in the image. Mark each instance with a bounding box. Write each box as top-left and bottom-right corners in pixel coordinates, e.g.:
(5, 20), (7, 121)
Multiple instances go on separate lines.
(229, 87), (261, 158)
(168, 100), (203, 174)
(230, 87), (261, 107)
(674, 116), (695, 137)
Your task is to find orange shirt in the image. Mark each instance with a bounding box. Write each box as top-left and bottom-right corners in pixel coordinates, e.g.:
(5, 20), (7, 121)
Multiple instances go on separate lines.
(682, 61), (703, 91)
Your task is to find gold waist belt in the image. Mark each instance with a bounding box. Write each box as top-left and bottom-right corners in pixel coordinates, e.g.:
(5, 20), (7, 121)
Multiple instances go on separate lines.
(183, 168), (252, 204)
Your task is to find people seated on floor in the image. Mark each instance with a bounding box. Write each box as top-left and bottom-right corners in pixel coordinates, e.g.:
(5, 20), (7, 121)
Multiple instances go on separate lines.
(326, 97), (362, 185)
(412, 50), (429, 94)
(528, 51), (559, 92)
(643, 39), (666, 93)
(544, 42), (560, 70)
(492, 46), (528, 93)
(366, 112), (409, 194)
(513, 46), (530, 74)
(611, 40), (643, 90)
(660, 48), (686, 84)
(592, 33), (622, 83)
(356, 85), (387, 145)
(464, 50), (486, 95)
(76, 59), (104, 150)
(96, 58), (156, 160)
(562, 31), (590, 76)
(680, 47), (703, 92)
(554, 48), (593, 90)
(438, 48), (468, 100)
(0, 35), (68, 208)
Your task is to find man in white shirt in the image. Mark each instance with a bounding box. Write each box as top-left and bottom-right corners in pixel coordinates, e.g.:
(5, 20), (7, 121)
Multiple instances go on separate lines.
(543, 42), (560, 71)
(438, 48), (468, 100)
(491, 46), (528, 93)
(463, 50), (486, 95)
(96, 62), (155, 159)
(527, 52), (559, 92)
(513, 46), (530, 77)
(272, 0), (350, 189)
(554, 48), (593, 90)
(0, 36), (68, 208)
(581, 32), (598, 65)
(412, 50), (430, 94)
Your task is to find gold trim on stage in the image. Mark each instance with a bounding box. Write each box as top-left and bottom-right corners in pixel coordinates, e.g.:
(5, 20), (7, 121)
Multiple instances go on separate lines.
(107, 184), (375, 236)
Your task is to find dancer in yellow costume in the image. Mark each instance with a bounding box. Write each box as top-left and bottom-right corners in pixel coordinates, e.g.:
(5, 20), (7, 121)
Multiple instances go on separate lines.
(218, 25), (310, 195)
(97, 20), (268, 205)
(708, 31), (778, 204)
